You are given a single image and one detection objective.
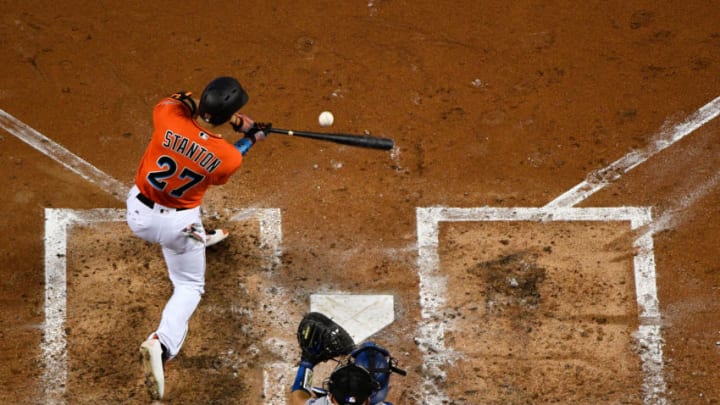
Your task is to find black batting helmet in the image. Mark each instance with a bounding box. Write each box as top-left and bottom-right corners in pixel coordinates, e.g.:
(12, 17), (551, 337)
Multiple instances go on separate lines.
(198, 76), (249, 125)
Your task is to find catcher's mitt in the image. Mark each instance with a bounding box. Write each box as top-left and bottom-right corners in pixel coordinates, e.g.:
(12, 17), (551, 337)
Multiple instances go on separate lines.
(297, 312), (355, 365)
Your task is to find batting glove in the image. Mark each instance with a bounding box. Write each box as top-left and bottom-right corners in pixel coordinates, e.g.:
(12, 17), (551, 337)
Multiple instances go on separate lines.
(243, 122), (270, 143)
(231, 113), (254, 133)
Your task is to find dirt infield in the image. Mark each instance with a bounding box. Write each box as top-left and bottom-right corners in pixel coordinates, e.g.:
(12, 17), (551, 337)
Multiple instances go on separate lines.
(2, 1), (720, 404)
(440, 221), (642, 403)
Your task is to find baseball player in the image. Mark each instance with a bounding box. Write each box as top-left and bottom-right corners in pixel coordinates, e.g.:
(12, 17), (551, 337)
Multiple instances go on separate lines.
(292, 342), (405, 405)
(126, 76), (267, 400)
(290, 363), (376, 405)
(290, 313), (405, 405)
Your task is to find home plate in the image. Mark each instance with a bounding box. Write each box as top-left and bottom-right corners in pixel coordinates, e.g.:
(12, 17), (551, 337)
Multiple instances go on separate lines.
(310, 294), (394, 343)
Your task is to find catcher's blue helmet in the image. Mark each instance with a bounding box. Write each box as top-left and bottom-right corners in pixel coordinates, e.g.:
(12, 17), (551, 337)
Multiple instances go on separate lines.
(350, 342), (392, 404)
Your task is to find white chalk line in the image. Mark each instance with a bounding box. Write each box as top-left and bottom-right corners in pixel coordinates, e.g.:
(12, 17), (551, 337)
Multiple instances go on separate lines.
(415, 96), (719, 402)
(43, 208), (283, 404)
(637, 169), (720, 241)
(416, 206), (665, 403)
(228, 208), (295, 405)
(544, 95), (720, 209)
(1, 108), (290, 402)
(43, 209), (126, 404)
(0, 109), (129, 200)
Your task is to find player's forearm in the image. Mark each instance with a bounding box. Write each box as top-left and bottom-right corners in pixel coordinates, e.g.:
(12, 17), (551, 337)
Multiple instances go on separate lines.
(233, 137), (254, 156)
(288, 360), (314, 405)
(289, 389), (312, 405)
(232, 118), (267, 156)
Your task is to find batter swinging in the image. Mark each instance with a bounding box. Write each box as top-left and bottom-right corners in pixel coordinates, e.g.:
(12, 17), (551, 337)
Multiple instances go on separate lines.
(125, 76), (267, 400)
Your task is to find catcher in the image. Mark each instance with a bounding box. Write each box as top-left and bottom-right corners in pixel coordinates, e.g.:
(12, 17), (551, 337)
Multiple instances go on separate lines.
(289, 312), (405, 405)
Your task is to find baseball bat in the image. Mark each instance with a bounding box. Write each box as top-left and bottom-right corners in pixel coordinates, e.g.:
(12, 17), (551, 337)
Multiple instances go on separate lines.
(267, 127), (394, 150)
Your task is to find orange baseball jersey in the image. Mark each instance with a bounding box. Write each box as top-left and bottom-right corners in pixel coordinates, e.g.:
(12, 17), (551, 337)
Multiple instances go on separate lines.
(134, 97), (243, 208)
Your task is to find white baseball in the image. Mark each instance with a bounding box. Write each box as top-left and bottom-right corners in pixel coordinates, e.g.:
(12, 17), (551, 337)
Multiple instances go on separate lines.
(318, 111), (334, 127)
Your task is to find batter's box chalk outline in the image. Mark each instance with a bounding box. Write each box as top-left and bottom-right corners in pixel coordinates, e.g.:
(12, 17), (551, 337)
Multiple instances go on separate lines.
(416, 206), (666, 405)
(41, 208), (282, 405)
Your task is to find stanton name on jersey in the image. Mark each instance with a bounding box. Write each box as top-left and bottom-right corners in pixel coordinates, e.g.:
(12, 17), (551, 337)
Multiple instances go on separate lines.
(161, 129), (223, 173)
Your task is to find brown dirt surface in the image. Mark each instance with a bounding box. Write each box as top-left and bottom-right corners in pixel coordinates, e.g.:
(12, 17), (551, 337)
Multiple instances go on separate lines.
(1, 1), (720, 404)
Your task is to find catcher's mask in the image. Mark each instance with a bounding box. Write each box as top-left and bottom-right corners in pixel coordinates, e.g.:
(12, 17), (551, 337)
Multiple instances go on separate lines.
(350, 342), (393, 404)
(198, 76), (249, 125)
(327, 363), (377, 405)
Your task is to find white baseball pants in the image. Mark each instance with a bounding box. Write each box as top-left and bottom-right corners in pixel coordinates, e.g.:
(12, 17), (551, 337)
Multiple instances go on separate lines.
(126, 185), (207, 358)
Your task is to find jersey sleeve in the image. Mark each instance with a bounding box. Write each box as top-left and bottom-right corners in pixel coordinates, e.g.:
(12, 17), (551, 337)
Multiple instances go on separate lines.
(153, 97), (191, 128)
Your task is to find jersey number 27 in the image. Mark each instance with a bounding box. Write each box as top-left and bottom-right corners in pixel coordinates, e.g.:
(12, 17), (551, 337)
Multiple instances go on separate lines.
(147, 156), (204, 198)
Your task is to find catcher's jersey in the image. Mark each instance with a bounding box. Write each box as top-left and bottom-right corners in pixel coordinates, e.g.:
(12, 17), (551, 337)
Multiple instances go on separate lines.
(306, 397), (389, 405)
(134, 97), (243, 209)
(305, 397), (332, 405)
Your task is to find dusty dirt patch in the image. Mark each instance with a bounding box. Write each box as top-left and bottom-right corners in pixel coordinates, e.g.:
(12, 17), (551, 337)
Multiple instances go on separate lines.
(439, 221), (642, 403)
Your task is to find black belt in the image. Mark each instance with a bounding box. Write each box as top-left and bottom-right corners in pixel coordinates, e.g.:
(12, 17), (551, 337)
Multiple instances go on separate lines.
(137, 192), (187, 211)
